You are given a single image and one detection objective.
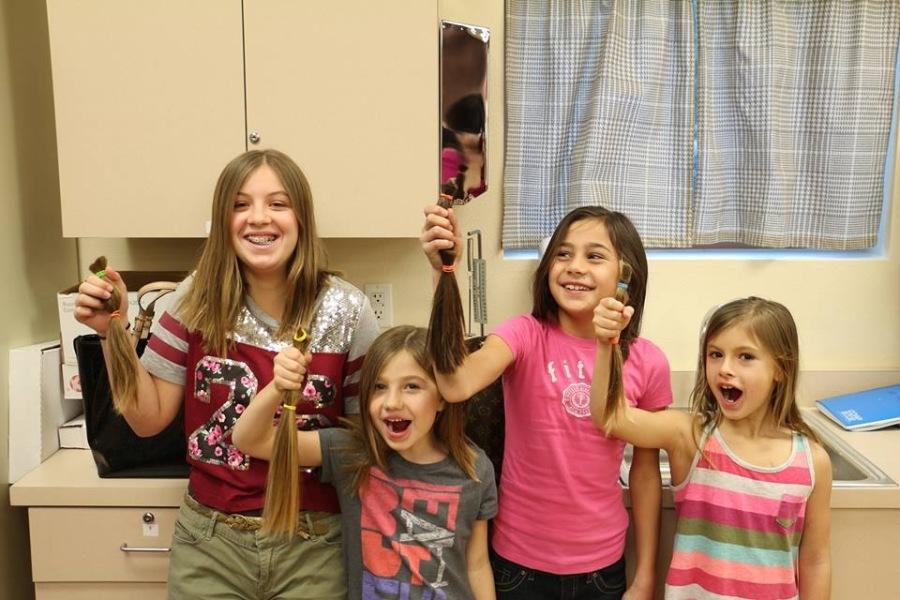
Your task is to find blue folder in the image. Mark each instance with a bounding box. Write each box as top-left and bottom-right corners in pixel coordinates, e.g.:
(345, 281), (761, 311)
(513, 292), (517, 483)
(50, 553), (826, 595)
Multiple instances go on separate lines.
(816, 384), (900, 431)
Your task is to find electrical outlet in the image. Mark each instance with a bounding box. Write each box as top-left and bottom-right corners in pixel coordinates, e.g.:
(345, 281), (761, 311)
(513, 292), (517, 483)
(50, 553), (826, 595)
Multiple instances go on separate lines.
(364, 283), (393, 328)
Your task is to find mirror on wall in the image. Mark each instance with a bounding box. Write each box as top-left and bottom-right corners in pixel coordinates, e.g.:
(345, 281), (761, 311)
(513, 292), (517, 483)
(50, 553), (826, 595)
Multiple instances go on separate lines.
(440, 21), (489, 203)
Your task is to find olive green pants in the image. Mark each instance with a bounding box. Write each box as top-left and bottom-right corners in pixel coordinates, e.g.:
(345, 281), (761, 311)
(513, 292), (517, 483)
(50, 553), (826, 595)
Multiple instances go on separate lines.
(167, 495), (346, 600)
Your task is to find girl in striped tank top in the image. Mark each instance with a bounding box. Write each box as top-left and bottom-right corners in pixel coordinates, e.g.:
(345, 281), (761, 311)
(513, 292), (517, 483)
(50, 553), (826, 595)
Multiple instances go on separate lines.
(590, 296), (832, 599)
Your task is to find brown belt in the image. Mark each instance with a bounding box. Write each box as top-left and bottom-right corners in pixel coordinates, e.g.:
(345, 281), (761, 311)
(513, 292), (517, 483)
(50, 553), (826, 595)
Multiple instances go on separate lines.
(185, 494), (330, 538)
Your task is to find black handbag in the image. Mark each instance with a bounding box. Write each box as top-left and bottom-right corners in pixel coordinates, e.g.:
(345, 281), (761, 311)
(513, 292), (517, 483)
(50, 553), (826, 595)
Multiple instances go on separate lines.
(74, 333), (188, 478)
(72, 267), (194, 481)
(463, 336), (505, 483)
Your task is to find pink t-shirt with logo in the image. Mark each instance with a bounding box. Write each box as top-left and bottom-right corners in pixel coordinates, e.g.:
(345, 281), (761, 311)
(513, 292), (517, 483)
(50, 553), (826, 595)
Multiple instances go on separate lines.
(491, 314), (672, 574)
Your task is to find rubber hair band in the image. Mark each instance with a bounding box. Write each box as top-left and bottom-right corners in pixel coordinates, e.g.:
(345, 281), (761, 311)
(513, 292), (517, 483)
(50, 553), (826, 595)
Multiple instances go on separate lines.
(110, 310), (121, 319)
(611, 335), (620, 345)
(293, 329), (308, 344)
(95, 270), (107, 280)
(616, 281), (629, 291)
(441, 264), (456, 273)
(281, 404), (297, 412)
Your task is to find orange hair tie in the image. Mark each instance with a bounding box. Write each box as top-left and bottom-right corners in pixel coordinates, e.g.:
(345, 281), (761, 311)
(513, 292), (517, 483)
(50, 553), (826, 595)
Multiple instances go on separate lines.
(110, 310), (121, 319)
(441, 264), (456, 273)
(610, 335), (620, 345)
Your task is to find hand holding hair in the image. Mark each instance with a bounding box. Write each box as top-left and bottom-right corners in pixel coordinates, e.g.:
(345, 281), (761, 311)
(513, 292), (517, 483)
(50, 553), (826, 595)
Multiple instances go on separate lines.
(600, 260), (633, 432)
(74, 262), (129, 336)
(263, 327), (311, 537)
(592, 297), (634, 343)
(85, 256), (139, 414)
(426, 196), (468, 373)
(420, 201), (464, 273)
(271, 345), (312, 393)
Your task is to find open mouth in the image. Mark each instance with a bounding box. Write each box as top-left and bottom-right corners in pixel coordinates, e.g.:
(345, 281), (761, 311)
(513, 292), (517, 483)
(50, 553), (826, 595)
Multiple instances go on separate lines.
(384, 418), (411, 434)
(245, 234), (277, 246)
(720, 385), (743, 403)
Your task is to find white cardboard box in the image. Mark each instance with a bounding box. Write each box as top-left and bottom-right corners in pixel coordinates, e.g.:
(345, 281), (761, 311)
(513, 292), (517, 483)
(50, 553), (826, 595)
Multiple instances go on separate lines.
(8, 342), (83, 481)
(58, 415), (89, 449)
(57, 271), (183, 366)
(61, 361), (82, 400)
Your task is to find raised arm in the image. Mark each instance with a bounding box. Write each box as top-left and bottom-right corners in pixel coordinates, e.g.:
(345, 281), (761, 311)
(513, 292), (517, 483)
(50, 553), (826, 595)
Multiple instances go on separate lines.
(433, 335), (513, 403)
(421, 202), (463, 288)
(231, 345), (322, 466)
(420, 202), (513, 401)
(74, 266), (182, 436)
(590, 297), (692, 456)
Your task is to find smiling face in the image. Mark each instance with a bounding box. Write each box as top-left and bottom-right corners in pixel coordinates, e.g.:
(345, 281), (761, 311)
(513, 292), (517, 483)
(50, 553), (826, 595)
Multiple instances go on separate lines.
(367, 350), (446, 464)
(229, 163), (300, 283)
(705, 323), (781, 426)
(547, 218), (620, 336)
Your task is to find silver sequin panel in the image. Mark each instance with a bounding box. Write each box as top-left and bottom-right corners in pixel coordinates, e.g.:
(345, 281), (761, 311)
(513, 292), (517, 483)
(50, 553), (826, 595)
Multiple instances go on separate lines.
(230, 276), (365, 353)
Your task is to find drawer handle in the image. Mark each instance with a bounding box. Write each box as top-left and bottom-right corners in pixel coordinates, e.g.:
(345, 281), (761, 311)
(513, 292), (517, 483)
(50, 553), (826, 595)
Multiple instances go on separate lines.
(120, 543), (172, 553)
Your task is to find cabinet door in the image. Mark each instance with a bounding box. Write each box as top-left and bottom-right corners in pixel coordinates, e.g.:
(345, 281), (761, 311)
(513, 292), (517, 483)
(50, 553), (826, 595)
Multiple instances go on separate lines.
(244, 0), (438, 237)
(47, 0), (246, 237)
(29, 507), (178, 582)
(36, 583), (167, 600)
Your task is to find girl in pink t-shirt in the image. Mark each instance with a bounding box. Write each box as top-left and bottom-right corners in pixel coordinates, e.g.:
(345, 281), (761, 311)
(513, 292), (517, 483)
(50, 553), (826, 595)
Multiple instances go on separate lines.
(422, 205), (673, 599)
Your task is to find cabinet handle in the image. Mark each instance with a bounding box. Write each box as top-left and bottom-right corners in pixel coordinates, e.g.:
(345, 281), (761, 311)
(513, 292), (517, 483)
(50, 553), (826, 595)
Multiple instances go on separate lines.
(248, 131), (261, 144)
(120, 543), (172, 553)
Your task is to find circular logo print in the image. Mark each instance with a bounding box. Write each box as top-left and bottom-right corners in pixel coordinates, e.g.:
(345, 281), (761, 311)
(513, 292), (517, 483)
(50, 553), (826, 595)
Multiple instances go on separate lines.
(561, 382), (592, 418)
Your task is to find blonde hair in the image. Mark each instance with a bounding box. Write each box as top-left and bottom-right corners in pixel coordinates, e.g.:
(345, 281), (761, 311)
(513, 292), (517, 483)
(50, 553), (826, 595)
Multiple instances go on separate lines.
(689, 297), (818, 445)
(89, 256), (139, 414)
(262, 331), (310, 537)
(345, 326), (478, 494)
(178, 149), (334, 356)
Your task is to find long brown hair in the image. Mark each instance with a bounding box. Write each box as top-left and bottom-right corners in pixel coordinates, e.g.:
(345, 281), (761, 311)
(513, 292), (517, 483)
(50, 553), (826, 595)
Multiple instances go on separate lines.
(532, 206), (648, 361)
(177, 149), (334, 356)
(262, 329), (311, 537)
(345, 326), (478, 494)
(426, 196), (467, 373)
(689, 297), (818, 444)
(89, 256), (139, 414)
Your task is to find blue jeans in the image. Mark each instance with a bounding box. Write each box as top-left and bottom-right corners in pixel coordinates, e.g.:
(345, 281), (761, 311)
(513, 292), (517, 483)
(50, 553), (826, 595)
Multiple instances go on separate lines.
(492, 552), (626, 600)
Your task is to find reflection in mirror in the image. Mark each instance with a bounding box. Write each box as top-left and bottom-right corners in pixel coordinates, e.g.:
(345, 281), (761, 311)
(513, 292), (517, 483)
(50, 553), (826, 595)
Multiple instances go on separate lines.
(441, 21), (489, 203)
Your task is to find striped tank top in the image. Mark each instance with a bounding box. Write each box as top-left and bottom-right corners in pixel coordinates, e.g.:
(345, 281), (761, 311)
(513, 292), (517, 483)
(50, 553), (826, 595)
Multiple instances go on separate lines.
(664, 426), (815, 600)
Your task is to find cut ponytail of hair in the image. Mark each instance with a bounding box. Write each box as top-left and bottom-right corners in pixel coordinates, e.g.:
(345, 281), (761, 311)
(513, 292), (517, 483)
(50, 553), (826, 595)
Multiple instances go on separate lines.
(601, 260), (632, 433)
(89, 256), (139, 414)
(426, 195), (468, 374)
(262, 328), (311, 537)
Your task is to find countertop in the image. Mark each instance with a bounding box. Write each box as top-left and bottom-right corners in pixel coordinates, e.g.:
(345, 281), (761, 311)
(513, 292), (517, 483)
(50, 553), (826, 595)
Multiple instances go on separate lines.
(9, 410), (900, 509)
(9, 449), (186, 507)
(803, 407), (900, 509)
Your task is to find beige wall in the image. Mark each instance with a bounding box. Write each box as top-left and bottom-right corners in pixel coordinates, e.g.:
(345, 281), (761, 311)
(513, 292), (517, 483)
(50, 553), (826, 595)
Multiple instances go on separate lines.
(1, 0), (79, 598)
(81, 0), (899, 405)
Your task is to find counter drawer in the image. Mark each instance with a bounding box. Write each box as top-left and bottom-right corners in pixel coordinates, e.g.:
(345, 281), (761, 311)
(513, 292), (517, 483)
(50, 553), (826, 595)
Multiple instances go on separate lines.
(36, 582), (166, 599)
(29, 507), (177, 582)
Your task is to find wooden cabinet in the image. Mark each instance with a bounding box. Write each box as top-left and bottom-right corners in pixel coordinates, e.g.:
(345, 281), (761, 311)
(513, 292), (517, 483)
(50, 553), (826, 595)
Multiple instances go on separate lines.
(10, 450), (187, 600)
(47, 0), (437, 238)
(46, 0), (246, 238)
(29, 507), (177, 600)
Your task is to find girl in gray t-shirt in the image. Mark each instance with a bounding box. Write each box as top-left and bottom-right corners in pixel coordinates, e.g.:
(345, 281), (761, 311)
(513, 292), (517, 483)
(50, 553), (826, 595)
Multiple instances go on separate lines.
(234, 326), (498, 599)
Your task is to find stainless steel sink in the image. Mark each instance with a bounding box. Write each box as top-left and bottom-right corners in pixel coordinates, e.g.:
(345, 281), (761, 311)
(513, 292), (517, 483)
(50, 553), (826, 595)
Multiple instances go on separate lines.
(620, 409), (896, 489)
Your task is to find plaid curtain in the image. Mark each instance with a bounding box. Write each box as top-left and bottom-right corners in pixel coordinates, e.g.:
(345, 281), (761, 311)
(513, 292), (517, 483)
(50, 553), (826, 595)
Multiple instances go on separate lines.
(503, 0), (900, 250)
(696, 1), (900, 249)
(503, 0), (694, 249)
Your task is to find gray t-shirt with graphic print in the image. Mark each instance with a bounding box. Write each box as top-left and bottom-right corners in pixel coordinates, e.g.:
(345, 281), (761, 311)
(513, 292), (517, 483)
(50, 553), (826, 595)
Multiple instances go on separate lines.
(319, 427), (498, 600)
